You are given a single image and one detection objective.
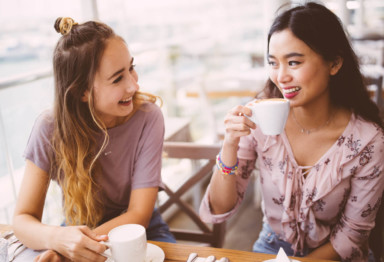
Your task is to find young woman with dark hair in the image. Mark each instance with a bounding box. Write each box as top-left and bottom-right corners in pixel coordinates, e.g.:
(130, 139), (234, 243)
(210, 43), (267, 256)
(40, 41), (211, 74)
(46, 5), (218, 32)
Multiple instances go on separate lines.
(200, 2), (384, 261)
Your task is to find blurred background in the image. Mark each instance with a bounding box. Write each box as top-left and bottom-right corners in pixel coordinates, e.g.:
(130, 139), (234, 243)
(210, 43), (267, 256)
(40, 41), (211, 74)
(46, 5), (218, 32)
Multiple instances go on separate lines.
(0, 0), (383, 249)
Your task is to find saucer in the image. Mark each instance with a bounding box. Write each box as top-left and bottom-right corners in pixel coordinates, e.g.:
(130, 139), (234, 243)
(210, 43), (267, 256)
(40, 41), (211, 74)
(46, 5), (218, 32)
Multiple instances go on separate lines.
(263, 259), (301, 262)
(106, 243), (165, 262)
(145, 243), (165, 262)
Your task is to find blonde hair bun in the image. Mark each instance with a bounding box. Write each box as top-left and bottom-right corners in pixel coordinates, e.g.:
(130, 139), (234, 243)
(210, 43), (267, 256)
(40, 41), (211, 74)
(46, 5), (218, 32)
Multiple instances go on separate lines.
(54, 17), (78, 35)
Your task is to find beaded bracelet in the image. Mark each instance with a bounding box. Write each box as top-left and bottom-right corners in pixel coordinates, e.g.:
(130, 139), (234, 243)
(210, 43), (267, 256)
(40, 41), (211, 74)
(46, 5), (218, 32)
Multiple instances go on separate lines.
(216, 152), (238, 175)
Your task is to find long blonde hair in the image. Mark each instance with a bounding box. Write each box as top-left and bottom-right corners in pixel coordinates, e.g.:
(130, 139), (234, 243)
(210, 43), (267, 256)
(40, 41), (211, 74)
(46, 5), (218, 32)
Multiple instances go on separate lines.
(52, 17), (159, 228)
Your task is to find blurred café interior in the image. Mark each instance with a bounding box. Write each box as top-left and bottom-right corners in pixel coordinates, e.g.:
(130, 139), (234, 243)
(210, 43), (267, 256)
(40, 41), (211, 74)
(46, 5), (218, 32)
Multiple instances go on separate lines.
(0, 0), (383, 252)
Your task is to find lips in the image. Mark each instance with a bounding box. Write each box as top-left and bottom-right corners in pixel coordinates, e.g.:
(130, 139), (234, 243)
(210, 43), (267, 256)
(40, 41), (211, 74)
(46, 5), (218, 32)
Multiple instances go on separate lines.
(118, 97), (132, 104)
(282, 86), (301, 99)
(283, 86), (301, 94)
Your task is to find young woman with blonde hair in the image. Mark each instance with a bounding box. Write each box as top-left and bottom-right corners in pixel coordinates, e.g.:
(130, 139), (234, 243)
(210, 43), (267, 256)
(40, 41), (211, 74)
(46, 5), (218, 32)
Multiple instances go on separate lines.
(13, 17), (175, 261)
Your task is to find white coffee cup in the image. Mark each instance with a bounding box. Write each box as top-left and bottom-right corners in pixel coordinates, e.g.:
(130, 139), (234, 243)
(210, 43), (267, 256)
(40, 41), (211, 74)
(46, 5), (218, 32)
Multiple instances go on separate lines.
(102, 224), (147, 262)
(245, 98), (290, 135)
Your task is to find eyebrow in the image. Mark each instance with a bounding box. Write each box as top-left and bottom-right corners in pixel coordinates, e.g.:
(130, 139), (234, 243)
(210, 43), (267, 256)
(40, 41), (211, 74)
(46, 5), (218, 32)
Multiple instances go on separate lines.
(107, 57), (135, 80)
(108, 68), (124, 80)
(268, 52), (304, 59)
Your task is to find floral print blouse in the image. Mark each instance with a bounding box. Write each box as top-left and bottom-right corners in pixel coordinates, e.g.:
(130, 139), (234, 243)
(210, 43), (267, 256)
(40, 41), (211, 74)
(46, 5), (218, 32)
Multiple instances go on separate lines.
(200, 114), (384, 261)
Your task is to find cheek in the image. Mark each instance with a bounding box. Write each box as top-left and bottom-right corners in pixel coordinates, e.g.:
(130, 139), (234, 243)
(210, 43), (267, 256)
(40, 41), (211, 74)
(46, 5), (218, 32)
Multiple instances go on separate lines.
(268, 69), (278, 84)
(301, 67), (330, 88)
(94, 88), (121, 107)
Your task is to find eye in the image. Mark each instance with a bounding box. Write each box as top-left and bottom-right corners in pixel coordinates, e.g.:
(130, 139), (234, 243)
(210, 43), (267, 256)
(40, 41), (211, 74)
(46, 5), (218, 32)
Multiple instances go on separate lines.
(288, 61), (301, 66)
(113, 75), (123, 84)
(268, 60), (277, 67)
(129, 64), (136, 72)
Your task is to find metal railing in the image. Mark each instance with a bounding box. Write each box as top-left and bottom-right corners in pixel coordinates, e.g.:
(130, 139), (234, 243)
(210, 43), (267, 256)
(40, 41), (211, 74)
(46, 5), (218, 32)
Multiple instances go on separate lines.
(0, 68), (53, 90)
(0, 68), (54, 223)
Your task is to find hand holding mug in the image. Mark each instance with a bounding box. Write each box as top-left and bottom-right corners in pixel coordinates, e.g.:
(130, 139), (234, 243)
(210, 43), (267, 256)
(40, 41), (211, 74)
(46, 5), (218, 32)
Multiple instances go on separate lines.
(223, 105), (256, 146)
(49, 225), (108, 262)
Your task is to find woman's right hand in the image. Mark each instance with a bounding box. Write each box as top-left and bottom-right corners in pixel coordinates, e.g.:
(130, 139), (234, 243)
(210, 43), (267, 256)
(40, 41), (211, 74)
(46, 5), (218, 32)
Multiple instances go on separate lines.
(50, 225), (108, 262)
(223, 104), (256, 147)
(34, 250), (67, 262)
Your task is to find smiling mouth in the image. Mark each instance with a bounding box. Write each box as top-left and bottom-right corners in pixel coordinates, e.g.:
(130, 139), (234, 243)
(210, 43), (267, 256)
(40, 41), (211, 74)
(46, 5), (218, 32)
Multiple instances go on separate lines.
(118, 97), (132, 104)
(283, 87), (301, 94)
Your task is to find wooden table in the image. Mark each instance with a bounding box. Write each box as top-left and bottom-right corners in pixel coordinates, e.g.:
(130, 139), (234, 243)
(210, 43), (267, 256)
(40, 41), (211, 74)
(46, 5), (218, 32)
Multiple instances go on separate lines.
(1, 224), (337, 262)
(149, 241), (337, 262)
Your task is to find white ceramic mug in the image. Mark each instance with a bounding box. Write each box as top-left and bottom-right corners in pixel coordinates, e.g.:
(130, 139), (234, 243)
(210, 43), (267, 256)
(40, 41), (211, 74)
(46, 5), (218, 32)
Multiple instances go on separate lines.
(245, 98), (290, 135)
(102, 224), (147, 262)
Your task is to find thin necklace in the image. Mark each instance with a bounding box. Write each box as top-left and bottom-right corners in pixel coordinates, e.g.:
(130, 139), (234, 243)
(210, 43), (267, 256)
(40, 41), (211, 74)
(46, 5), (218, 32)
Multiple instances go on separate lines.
(292, 109), (332, 135)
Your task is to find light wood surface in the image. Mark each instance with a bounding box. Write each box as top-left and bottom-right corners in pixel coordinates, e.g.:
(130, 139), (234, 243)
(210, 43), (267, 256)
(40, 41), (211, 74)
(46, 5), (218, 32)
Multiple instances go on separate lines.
(149, 240), (338, 262)
(1, 224), (337, 262)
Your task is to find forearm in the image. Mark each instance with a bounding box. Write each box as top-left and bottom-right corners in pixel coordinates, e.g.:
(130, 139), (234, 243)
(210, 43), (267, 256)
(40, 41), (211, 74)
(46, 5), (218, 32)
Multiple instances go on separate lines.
(93, 209), (151, 235)
(94, 187), (158, 235)
(208, 142), (239, 214)
(13, 213), (58, 250)
(306, 241), (340, 260)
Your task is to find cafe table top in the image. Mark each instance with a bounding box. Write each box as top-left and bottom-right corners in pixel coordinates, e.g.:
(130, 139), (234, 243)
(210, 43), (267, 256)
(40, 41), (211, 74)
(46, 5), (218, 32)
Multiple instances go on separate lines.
(1, 224), (337, 262)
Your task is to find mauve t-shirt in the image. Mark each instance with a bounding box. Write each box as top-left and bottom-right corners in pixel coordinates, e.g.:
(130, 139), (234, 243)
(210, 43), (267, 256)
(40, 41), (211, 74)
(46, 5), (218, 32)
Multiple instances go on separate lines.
(24, 102), (164, 224)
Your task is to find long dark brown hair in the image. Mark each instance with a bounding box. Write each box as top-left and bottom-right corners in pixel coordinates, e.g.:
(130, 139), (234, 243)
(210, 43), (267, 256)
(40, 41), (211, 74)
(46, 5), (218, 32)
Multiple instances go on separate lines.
(262, 2), (383, 129)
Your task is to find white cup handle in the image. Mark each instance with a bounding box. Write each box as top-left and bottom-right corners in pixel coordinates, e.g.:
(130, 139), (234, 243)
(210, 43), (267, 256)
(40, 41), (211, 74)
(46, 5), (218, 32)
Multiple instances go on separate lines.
(244, 107), (258, 125)
(100, 241), (112, 259)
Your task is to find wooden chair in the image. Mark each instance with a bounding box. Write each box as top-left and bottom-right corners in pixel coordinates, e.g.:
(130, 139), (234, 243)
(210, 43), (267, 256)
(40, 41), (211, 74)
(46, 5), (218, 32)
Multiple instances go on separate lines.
(365, 73), (384, 111)
(159, 141), (226, 248)
(369, 191), (384, 262)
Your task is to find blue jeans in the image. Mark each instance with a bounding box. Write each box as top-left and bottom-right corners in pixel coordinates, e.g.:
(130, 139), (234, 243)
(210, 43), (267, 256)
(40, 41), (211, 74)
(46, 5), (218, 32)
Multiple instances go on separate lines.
(61, 208), (176, 243)
(253, 223), (311, 257)
(253, 223), (375, 261)
(146, 208), (176, 243)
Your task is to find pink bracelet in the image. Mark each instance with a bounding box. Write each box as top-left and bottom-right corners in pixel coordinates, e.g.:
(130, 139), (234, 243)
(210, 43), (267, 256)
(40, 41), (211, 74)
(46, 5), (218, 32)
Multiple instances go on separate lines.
(216, 152), (238, 175)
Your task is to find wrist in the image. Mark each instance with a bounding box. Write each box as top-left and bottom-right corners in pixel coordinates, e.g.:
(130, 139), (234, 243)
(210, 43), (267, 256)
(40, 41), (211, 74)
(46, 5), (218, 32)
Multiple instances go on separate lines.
(46, 225), (61, 250)
(216, 151), (238, 175)
(223, 136), (240, 149)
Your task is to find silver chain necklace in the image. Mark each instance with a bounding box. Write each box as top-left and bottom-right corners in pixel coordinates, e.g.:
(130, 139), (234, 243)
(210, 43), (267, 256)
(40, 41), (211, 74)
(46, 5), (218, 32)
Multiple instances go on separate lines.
(292, 109), (332, 135)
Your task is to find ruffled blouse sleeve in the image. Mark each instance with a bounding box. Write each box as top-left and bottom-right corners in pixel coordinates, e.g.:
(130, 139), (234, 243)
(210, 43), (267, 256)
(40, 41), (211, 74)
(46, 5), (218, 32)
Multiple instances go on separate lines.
(330, 123), (384, 261)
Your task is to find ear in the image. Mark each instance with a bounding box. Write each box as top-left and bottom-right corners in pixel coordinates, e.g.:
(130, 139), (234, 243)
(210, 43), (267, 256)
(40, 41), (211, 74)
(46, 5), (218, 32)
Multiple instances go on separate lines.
(81, 90), (90, 102)
(330, 56), (343, 76)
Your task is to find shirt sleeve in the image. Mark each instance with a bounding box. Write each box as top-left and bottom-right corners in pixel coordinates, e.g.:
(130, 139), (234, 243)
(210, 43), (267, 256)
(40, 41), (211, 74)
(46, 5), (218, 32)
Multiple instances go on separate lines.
(23, 111), (54, 174)
(330, 132), (384, 261)
(131, 104), (165, 190)
(199, 134), (257, 223)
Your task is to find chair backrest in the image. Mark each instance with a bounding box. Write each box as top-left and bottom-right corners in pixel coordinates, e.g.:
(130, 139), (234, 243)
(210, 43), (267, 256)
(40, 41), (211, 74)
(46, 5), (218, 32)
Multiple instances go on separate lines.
(365, 73), (384, 111)
(369, 191), (384, 262)
(159, 141), (226, 248)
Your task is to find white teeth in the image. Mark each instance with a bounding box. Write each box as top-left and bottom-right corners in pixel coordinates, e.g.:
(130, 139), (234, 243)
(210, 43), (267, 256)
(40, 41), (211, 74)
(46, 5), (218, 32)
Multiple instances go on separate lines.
(120, 97), (132, 103)
(283, 87), (301, 94)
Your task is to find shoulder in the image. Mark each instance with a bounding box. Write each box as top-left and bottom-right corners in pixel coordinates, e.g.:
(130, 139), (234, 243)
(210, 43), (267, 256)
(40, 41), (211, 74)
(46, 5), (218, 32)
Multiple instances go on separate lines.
(351, 114), (384, 143)
(31, 109), (55, 138)
(136, 102), (164, 123)
(337, 114), (384, 166)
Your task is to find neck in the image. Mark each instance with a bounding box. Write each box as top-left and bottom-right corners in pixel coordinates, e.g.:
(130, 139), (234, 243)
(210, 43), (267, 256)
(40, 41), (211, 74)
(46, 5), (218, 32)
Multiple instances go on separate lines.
(291, 104), (335, 134)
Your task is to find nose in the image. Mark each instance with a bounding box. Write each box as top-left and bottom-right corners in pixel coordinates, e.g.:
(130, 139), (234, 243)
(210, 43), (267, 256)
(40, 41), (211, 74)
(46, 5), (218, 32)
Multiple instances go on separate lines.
(276, 66), (291, 84)
(126, 73), (139, 92)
